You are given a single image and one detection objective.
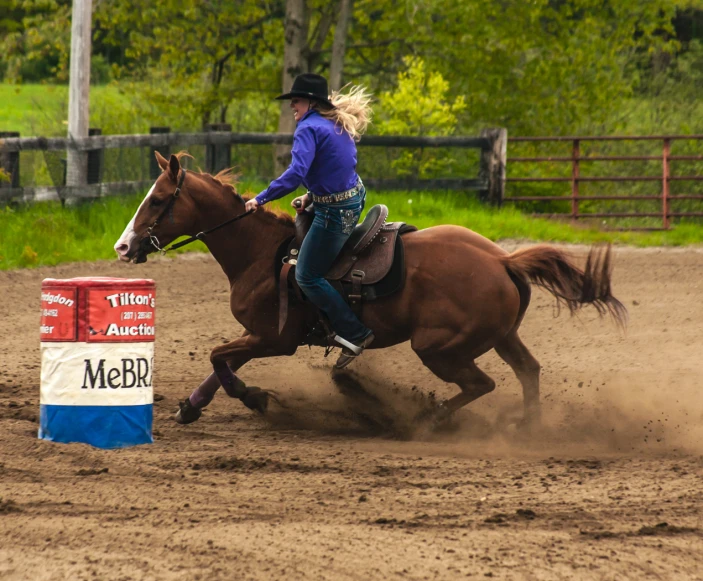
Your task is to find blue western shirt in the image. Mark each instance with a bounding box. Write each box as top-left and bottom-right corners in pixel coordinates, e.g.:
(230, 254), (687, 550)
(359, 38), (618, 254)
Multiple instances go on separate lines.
(255, 110), (359, 205)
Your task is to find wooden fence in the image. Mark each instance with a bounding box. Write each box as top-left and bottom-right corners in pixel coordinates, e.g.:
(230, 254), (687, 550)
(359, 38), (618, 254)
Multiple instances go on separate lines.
(0, 127), (507, 205)
(6, 128), (700, 230)
(504, 135), (703, 230)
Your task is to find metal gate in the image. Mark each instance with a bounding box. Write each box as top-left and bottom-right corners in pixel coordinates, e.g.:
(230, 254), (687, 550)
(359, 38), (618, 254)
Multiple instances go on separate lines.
(504, 135), (703, 230)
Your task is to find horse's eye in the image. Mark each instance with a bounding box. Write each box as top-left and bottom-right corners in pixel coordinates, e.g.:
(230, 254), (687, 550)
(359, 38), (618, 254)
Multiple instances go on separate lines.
(149, 197), (164, 208)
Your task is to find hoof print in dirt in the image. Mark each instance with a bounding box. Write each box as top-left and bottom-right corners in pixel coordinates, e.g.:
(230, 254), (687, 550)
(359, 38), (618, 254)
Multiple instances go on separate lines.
(175, 399), (202, 425)
(0, 498), (22, 513)
(76, 467), (109, 476)
(241, 386), (269, 414)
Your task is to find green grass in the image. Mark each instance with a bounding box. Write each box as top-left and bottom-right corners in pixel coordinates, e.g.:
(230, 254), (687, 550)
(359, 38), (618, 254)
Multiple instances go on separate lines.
(0, 83), (136, 137)
(0, 84), (66, 136)
(2, 188), (702, 271)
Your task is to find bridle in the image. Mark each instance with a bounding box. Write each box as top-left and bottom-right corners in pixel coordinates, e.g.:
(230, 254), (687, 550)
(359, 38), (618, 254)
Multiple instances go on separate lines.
(144, 169), (187, 253)
(138, 169), (255, 260)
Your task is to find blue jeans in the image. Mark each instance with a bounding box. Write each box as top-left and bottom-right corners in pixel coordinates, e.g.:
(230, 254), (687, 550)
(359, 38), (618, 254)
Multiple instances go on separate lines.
(295, 188), (372, 343)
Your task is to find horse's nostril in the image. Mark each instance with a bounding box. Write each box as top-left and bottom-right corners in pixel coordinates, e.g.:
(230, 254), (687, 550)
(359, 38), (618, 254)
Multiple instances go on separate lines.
(115, 243), (128, 253)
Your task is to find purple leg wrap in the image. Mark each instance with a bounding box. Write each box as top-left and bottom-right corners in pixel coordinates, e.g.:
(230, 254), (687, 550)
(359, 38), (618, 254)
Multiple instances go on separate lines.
(214, 363), (246, 399)
(188, 372), (221, 409)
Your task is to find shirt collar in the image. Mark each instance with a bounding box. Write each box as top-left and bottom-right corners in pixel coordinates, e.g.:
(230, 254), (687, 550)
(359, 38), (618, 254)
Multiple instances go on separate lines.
(299, 109), (318, 123)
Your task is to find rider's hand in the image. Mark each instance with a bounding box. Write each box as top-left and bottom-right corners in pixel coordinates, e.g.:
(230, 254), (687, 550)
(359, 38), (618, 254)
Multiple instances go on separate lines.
(245, 199), (259, 213)
(291, 193), (311, 214)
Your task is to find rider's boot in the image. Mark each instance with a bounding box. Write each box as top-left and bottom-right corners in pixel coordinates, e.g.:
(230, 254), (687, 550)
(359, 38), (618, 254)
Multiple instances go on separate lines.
(334, 333), (375, 369)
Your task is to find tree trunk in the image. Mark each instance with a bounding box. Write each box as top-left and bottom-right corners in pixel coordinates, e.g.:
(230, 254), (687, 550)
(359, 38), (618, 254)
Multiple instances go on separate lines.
(275, 0), (309, 175)
(306, 6), (335, 72)
(329, 0), (353, 91)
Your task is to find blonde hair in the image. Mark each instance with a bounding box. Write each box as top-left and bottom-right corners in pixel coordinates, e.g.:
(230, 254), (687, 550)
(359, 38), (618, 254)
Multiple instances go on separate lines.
(315, 84), (373, 142)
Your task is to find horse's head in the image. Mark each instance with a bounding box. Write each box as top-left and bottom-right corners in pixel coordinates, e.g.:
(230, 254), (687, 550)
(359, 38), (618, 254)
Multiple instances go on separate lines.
(114, 152), (198, 263)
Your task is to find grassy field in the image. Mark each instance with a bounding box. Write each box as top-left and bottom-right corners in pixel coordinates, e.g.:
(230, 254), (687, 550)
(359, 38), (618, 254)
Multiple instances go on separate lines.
(2, 187), (702, 271)
(0, 83), (139, 137)
(0, 84), (67, 136)
(0, 82), (273, 137)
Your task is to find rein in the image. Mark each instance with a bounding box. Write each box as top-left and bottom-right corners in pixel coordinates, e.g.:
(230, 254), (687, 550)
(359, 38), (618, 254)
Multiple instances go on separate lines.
(145, 169), (254, 254)
(165, 208), (255, 251)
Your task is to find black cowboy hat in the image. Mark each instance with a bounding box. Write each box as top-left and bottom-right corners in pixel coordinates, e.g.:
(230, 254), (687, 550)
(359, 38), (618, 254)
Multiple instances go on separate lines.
(275, 73), (335, 108)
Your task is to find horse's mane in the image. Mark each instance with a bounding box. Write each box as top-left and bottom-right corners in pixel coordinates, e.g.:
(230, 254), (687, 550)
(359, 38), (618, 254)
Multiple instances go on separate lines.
(174, 151), (294, 227)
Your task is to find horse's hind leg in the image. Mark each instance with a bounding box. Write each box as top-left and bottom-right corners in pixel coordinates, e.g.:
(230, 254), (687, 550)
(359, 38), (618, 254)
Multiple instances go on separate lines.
(494, 331), (541, 424)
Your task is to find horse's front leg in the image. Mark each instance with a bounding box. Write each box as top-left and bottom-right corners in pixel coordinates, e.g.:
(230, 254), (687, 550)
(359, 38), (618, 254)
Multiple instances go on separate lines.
(175, 331), (295, 424)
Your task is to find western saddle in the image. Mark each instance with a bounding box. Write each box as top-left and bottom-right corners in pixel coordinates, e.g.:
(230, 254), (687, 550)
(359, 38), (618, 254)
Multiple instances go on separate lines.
(278, 204), (417, 335)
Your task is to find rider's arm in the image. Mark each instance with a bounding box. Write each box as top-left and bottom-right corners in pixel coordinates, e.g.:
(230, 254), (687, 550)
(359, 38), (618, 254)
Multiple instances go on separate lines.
(255, 126), (315, 206)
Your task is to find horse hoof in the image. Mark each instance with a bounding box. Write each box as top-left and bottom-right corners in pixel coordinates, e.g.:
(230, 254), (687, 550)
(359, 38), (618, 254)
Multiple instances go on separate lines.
(415, 402), (451, 430)
(240, 386), (269, 414)
(506, 416), (541, 437)
(175, 398), (202, 425)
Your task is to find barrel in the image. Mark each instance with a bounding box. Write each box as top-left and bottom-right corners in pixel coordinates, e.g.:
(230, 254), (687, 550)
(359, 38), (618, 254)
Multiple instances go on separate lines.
(39, 277), (156, 448)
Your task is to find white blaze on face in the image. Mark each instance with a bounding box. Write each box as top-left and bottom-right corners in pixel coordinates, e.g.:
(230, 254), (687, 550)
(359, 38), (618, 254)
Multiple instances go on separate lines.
(114, 183), (156, 261)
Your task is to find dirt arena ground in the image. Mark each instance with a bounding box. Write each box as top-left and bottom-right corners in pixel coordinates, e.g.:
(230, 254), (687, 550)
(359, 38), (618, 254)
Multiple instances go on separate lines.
(1, 243), (702, 580)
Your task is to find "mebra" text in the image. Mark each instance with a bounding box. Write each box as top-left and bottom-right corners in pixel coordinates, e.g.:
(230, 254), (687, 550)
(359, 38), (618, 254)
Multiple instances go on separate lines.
(82, 358), (152, 389)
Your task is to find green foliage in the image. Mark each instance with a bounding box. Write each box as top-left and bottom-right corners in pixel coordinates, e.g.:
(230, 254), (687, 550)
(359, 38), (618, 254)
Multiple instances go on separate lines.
(94, 0), (284, 127)
(1, 0), (119, 84)
(374, 57), (466, 178)
(420, 0), (677, 135)
(0, 1), (24, 36)
(1, 0), (71, 83)
(1, 0), (700, 137)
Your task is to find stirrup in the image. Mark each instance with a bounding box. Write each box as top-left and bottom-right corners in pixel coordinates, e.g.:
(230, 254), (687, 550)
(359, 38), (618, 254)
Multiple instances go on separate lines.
(334, 333), (374, 369)
(334, 334), (364, 355)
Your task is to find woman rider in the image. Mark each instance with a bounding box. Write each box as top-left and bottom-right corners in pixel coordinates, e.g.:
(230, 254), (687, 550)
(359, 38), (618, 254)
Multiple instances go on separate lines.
(243, 73), (374, 368)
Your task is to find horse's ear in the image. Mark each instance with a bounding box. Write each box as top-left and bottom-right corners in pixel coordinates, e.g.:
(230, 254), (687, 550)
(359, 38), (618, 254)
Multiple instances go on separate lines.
(168, 154), (180, 181)
(155, 151), (168, 171)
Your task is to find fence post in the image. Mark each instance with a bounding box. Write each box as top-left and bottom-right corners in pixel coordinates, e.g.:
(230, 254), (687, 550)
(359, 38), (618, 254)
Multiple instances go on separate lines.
(0, 132), (20, 188)
(149, 127), (170, 179)
(87, 128), (102, 184)
(662, 138), (671, 230)
(65, 0), (92, 189)
(571, 139), (580, 220)
(204, 123), (232, 174)
(479, 128), (507, 205)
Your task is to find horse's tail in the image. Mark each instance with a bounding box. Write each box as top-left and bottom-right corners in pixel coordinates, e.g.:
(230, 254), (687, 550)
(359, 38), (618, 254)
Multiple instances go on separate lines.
(499, 244), (628, 328)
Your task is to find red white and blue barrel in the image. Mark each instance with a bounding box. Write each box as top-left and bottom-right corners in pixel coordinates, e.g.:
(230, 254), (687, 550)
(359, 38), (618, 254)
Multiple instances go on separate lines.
(39, 277), (155, 448)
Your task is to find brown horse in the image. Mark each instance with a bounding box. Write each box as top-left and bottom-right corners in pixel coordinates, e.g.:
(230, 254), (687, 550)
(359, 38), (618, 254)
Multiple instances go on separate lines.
(114, 153), (627, 427)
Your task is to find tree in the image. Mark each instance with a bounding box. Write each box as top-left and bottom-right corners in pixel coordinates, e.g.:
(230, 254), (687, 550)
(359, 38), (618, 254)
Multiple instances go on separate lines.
(1, 0), (72, 82)
(275, 0), (308, 171)
(414, 0), (680, 135)
(96, 0), (286, 127)
(274, 0), (358, 171)
(375, 56), (466, 178)
(2, 0), (699, 141)
(0, 0), (24, 37)
(329, 0), (353, 90)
